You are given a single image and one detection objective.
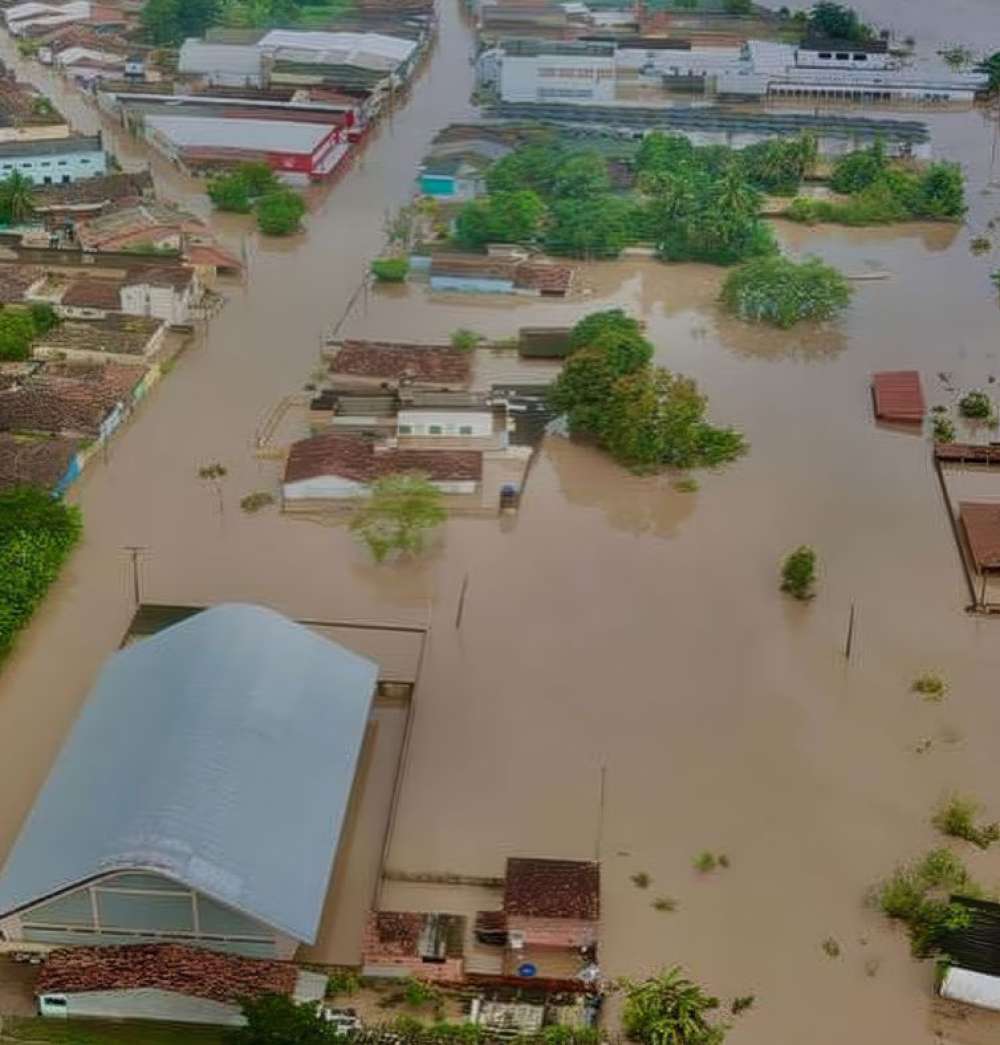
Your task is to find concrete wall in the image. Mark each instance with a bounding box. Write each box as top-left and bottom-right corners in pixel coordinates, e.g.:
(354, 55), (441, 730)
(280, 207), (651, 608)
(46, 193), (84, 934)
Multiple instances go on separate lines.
(284, 475), (478, 501)
(0, 146), (106, 185)
(397, 409), (493, 438)
(796, 46), (890, 70)
(121, 282), (195, 326)
(501, 53), (616, 104)
(39, 987), (245, 1026)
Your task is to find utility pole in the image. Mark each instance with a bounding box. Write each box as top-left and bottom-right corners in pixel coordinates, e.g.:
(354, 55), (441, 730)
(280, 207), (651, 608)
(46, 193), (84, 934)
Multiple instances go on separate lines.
(123, 545), (146, 606)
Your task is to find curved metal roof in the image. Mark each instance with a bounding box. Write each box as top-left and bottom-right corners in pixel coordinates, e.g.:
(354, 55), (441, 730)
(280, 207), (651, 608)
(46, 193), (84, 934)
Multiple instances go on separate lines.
(0, 603), (377, 943)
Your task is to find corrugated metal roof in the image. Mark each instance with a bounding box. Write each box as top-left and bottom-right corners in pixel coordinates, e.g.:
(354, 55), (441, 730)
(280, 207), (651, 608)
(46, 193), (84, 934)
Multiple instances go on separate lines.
(0, 604), (378, 943)
(178, 40), (263, 78)
(145, 114), (334, 154)
(258, 29), (416, 70)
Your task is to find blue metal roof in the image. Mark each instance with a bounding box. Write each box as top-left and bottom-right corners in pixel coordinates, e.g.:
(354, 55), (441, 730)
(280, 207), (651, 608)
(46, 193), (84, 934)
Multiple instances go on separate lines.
(0, 604), (377, 943)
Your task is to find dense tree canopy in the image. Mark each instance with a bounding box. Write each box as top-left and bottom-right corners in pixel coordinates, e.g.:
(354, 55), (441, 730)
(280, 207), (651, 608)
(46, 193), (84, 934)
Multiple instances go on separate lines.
(350, 473), (447, 563)
(720, 255), (852, 328)
(549, 310), (746, 472)
(454, 190), (546, 248)
(0, 172), (35, 224)
(231, 994), (341, 1045)
(807, 1), (874, 42)
(621, 967), (729, 1045)
(141, 0), (220, 44)
(255, 189), (307, 235)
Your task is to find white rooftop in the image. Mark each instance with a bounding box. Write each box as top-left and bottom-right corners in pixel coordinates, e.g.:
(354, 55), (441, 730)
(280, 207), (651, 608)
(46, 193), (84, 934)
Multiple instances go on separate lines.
(258, 29), (416, 71)
(146, 114), (335, 154)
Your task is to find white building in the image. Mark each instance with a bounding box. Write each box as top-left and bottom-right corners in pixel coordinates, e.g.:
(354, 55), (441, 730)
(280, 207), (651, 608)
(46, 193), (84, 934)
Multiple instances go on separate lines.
(3, 0), (89, 35)
(120, 267), (201, 327)
(499, 39), (616, 103)
(177, 40), (264, 87)
(795, 36), (891, 70)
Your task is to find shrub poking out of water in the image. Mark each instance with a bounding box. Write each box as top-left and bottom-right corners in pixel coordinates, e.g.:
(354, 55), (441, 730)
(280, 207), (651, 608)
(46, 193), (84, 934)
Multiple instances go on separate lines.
(240, 491), (275, 513)
(781, 546), (817, 600)
(450, 328), (482, 351)
(971, 236), (993, 256)
(864, 958), (881, 978)
(933, 795), (1000, 849)
(730, 995), (755, 1015)
(371, 257), (409, 282)
(717, 854), (730, 869)
(959, 390), (992, 419)
(873, 848), (977, 958)
(912, 672), (947, 701)
(255, 189), (306, 236)
(720, 255), (852, 329)
(931, 416), (956, 443)
(349, 473), (446, 563)
(620, 967), (728, 1045)
(652, 896), (678, 912)
(631, 871), (651, 889)
(673, 476), (699, 493)
(821, 937), (841, 958)
(694, 851), (718, 873)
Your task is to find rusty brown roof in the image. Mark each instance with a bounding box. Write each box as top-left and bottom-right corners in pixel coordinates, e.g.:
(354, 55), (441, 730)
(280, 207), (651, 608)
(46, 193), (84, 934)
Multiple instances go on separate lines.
(0, 362), (142, 436)
(504, 858), (600, 921)
(430, 255), (519, 281)
(33, 171), (154, 210)
(515, 262), (574, 296)
(330, 340), (472, 386)
(61, 276), (124, 311)
(37, 944), (297, 1005)
(872, 370), (925, 423)
(960, 502), (1000, 572)
(0, 432), (78, 491)
(0, 265), (43, 304)
(285, 431), (482, 485)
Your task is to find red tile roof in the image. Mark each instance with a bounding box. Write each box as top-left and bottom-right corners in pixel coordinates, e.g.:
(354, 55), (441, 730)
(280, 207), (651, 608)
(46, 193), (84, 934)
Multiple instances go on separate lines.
(0, 432), (78, 491)
(0, 265), (43, 304)
(960, 502), (1000, 572)
(61, 276), (124, 311)
(872, 370), (925, 423)
(504, 858), (600, 921)
(330, 340), (472, 386)
(37, 944), (297, 1005)
(515, 262), (574, 296)
(284, 431), (482, 485)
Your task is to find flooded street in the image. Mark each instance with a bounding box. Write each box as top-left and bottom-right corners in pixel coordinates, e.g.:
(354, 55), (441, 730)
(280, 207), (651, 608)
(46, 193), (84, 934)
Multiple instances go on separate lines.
(1, 1), (1000, 1042)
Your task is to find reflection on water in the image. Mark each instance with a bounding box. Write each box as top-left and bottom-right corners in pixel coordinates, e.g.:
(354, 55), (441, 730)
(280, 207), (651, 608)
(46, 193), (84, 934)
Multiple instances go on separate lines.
(545, 436), (697, 539)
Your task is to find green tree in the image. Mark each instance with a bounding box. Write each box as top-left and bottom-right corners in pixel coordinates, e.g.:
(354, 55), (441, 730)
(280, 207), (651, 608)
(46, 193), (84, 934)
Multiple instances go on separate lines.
(723, 0), (752, 13)
(635, 133), (696, 178)
(28, 302), (59, 334)
(568, 308), (644, 350)
(237, 161), (280, 196)
(0, 310), (38, 361)
(551, 151), (611, 200)
(207, 173), (252, 213)
(141, 0), (182, 43)
(914, 162), (966, 219)
(370, 257), (409, 282)
(454, 190), (546, 247)
(255, 190), (306, 235)
(349, 473), (447, 563)
(601, 368), (747, 471)
(0, 171), (36, 224)
(829, 140), (886, 194)
(807, 1), (872, 41)
(621, 967), (728, 1045)
(975, 52), (1000, 92)
(545, 194), (632, 257)
(0, 487), (82, 660)
(720, 255), (852, 328)
(230, 993), (340, 1045)
(781, 546), (817, 599)
(548, 347), (621, 435)
(485, 143), (563, 196)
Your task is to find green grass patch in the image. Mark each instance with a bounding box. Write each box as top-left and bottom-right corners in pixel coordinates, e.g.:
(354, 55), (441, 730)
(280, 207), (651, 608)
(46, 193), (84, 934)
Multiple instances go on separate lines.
(3, 1017), (225, 1045)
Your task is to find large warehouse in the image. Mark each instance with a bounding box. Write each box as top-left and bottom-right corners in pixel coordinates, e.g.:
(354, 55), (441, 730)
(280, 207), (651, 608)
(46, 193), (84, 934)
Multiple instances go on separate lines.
(143, 114), (350, 181)
(0, 603), (378, 959)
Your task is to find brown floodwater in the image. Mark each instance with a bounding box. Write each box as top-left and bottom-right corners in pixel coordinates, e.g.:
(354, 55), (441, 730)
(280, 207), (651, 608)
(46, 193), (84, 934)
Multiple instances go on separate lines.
(2, 2), (1000, 1043)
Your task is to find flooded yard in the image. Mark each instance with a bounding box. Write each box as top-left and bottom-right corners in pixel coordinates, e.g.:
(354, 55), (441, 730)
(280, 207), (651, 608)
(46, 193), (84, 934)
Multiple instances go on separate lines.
(0, 0), (999, 1043)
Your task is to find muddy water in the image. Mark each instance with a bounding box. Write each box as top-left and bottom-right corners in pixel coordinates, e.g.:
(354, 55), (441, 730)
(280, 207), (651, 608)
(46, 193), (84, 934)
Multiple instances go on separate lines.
(0, 3), (999, 1043)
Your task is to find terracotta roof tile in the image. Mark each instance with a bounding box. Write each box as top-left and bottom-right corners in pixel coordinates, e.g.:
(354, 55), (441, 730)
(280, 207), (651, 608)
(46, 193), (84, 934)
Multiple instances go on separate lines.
(0, 432), (78, 490)
(37, 944), (297, 1005)
(960, 502), (1000, 572)
(330, 340), (472, 386)
(504, 858), (600, 921)
(0, 265), (43, 304)
(285, 431), (482, 485)
(61, 276), (124, 311)
(515, 262), (574, 295)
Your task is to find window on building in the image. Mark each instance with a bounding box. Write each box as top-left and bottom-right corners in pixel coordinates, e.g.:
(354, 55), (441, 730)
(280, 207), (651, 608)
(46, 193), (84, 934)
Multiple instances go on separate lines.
(836, 52), (849, 60)
(43, 176), (51, 185)
(81, 158), (91, 164)
(40, 161), (51, 167)
(1, 165), (10, 171)
(853, 53), (867, 60)
(57, 160), (66, 165)
(429, 425), (443, 435)
(398, 424), (412, 435)
(459, 425), (473, 435)
(818, 52), (831, 59)
(62, 175), (71, 184)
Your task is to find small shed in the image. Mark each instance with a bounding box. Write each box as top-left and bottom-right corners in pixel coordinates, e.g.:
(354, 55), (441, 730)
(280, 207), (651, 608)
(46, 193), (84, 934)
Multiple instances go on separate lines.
(518, 327), (572, 359)
(361, 911), (466, 982)
(872, 370), (925, 423)
(503, 858), (599, 949)
(959, 502), (1000, 575)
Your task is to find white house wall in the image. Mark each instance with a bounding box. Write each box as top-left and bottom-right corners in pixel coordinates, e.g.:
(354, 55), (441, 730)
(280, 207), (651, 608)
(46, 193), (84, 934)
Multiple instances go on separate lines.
(397, 409), (493, 437)
(284, 475), (478, 500)
(501, 53), (615, 103)
(41, 987), (246, 1026)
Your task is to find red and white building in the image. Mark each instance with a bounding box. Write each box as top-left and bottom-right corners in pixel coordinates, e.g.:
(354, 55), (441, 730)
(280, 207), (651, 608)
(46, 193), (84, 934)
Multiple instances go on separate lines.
(143, 114), (350, 183)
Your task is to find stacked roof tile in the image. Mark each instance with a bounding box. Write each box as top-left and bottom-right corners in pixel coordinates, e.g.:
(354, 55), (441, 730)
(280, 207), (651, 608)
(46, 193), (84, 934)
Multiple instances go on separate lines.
(504, 858), (600, 920)
(37, 944), (297, 1004)
(329, 340), (472, 386)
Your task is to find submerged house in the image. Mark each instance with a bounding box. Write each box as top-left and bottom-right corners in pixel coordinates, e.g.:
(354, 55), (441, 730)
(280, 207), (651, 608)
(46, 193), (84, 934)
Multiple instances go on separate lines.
(325, 339), (473, 392)
(940, 897), (1000, 1012)
(0, 604), (378, 960)
(428, 255), (574, 297)
(282, 430), (482, 503)
(36, 943), (328, 1026)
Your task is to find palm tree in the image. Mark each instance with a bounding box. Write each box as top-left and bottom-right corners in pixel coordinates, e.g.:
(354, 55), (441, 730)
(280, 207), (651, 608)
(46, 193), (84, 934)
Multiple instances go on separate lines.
(0, 171), (36, 224)
(621, 967), (727, 1045)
